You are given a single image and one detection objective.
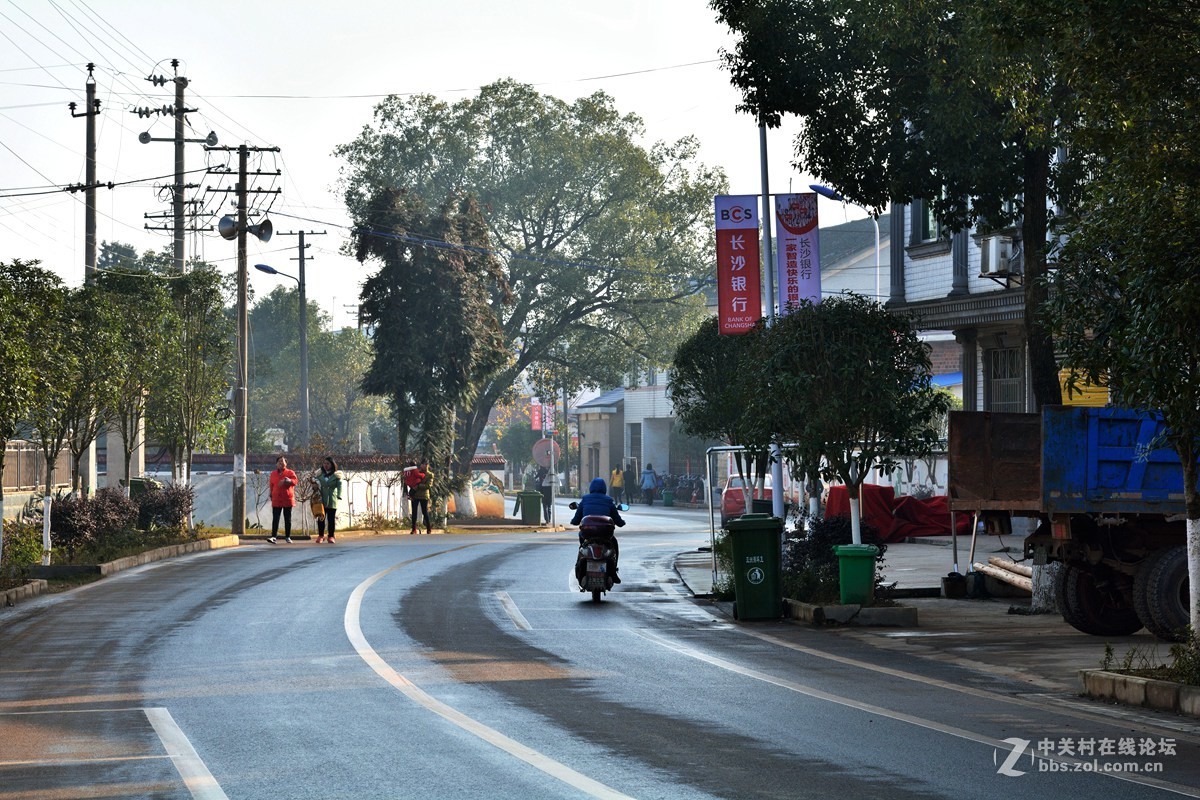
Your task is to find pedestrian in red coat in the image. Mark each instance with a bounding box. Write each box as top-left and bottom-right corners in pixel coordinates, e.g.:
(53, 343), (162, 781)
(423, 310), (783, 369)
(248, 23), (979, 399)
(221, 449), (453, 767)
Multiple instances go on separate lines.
(267, 455), (298, 543)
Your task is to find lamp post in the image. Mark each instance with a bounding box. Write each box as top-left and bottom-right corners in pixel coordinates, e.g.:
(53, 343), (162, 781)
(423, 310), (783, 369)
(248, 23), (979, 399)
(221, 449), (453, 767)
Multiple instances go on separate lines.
(810, 184), (882, 302)
(254, 263), (310, 449)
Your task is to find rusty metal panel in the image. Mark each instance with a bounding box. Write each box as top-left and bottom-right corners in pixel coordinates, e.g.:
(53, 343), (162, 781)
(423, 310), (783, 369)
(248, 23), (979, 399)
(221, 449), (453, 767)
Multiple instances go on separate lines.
(948, 411), (1042, 511)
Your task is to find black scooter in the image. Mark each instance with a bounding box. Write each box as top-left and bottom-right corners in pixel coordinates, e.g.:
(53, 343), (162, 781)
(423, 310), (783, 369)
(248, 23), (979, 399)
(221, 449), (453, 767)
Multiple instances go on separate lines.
(568, 501), (628, 602)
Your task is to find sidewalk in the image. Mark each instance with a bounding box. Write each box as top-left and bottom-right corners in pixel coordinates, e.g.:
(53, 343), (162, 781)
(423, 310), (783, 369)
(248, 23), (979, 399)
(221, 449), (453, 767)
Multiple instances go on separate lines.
(673, 536), (1182, 695)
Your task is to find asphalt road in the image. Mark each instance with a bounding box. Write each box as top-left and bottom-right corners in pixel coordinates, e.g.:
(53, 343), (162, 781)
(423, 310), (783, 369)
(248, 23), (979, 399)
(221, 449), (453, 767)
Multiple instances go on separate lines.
(2, 502), (1199, 799)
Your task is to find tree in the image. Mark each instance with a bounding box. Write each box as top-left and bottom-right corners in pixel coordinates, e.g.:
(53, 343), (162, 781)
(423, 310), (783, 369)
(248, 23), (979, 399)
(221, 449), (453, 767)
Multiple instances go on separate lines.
(94, 263), (174, 490)
(712, 0), (1067, 407)
(0, 260), (65, 561)
(24, 280), (78, 497)
(667, 316), (771, 500)
(1036, 0), (1200, 634)
(749, 295), (950, 542)
(146, 262), (235, 482)
(336, 80), (724, 509)
(355, 189), (512, 515)
(64, 284), (123, 494)
(246, 285), (329, 448)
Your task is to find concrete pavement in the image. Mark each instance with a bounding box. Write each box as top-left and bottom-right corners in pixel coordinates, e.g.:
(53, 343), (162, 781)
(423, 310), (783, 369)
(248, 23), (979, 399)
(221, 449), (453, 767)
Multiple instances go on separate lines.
(674, 534), (1199, 705)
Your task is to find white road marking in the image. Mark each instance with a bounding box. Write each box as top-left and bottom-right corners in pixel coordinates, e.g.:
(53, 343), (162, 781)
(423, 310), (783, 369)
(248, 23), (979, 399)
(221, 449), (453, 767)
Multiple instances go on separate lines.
(346, 551), (636, 800)
(145, 707), (230, 800)
(495, 591), (532, 630)
(635, 628), (1200, 797)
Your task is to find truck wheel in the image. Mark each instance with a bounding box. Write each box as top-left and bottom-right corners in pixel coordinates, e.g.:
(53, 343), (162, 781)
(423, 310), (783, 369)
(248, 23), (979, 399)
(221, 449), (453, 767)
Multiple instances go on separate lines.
(1133, 549), (1178, 640)
(1058, 564), (1143, 637)
(1145, 545), (1189, 642)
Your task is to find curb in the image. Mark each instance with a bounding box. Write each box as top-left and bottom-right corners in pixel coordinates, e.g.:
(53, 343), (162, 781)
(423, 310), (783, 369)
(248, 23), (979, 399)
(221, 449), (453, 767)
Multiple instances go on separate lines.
(2, 579), (49, 607)
(1080, 669), (1200, 717)
(784, 597), (919, 627)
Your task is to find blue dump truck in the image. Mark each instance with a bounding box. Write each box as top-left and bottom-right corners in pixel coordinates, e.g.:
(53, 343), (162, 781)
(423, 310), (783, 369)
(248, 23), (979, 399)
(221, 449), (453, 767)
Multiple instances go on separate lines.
(948, 407), (1194, 641)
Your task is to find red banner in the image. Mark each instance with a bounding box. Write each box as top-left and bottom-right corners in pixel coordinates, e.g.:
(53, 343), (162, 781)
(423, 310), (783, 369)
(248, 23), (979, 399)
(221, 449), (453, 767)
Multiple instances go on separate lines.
(530, 401), (541, 431)
(714, 195), (762, 335)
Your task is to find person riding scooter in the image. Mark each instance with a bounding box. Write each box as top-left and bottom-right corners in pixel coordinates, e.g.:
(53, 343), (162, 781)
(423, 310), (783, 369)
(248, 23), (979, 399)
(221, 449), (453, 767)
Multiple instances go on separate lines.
(570, 477), (626, 583)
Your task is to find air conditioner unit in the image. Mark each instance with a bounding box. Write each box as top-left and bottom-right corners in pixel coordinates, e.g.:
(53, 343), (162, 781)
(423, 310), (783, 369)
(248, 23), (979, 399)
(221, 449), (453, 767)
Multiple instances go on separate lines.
(980, 235), (1013, 276)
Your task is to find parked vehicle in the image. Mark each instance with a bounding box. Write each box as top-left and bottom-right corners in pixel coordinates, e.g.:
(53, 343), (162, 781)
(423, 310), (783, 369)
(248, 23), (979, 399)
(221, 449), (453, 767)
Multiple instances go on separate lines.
(569, 501), (626, 602)
(948, 407), (1196, 640)
(720, 475), (773, 528)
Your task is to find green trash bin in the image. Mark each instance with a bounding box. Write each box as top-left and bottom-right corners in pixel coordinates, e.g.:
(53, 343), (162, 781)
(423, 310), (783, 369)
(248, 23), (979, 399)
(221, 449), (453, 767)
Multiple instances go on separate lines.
(661, 489), (675, 507)
(517, 491), (543, 525)
(725, 513), (783, 620)
(834, 544), (879, 605)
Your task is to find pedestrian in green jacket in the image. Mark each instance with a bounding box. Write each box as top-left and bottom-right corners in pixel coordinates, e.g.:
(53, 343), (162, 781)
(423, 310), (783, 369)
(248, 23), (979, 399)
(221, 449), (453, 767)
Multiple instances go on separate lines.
(315, 456), (343, 543)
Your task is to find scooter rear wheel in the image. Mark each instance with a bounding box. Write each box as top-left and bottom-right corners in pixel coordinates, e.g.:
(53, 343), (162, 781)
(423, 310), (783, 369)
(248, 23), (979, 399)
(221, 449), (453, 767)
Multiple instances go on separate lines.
(591, 589), (602, 603)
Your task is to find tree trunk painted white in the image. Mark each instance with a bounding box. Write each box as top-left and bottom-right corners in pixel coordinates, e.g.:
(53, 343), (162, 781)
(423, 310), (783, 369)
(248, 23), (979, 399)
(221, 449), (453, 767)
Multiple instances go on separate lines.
(454, 486), (477, 519)
(41, 494), (52, 566)
(1189, 518), (1200, 635)
(849, 496), (862, 545)
(1030, 563), (1060, 613)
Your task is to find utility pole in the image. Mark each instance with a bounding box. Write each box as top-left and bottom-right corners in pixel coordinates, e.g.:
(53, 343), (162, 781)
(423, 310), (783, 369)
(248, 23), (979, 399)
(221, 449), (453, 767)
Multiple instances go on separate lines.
(69, 63), (101, 284)
(277, 229), (326, 449)
(134, 60), (217, 272)
(207, 144), (280, 536)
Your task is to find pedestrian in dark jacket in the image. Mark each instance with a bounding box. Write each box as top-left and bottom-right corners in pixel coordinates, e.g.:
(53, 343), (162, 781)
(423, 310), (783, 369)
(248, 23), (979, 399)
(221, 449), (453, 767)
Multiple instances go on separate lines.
(314, 457), (343, 543)
(409, 460), (433, 534)
(571, 477), (625, 583)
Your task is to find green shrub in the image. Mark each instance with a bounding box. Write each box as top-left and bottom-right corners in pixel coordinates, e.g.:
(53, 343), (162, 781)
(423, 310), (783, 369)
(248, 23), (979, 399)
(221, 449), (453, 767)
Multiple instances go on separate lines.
(48, 491), (98, 561)
(782, 512), (889, 605)
(136, 483), (194, 533)
(712, 531), (735, 600)
(1, 520), (44, 585)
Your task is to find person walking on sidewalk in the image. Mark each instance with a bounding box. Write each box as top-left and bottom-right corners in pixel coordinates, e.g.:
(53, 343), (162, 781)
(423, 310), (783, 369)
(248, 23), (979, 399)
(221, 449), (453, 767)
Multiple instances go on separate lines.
(409, 459), (433, 534)
(623, 463), (636, 505)
(268, 456), (298, 543)
(640, 462), (657, 507)
(610, 465), (624, 504)
(314, 456), (343, 543)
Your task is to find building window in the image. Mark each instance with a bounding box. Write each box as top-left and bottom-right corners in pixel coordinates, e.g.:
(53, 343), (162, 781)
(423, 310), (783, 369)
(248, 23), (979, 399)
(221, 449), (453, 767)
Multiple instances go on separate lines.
(985, 347), (1025, 412)
(918, 197), (941, 242)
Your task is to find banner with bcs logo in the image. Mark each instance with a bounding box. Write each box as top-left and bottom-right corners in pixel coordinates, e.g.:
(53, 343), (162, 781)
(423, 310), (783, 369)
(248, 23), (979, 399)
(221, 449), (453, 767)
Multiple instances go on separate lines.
(714, 195), (762, 335)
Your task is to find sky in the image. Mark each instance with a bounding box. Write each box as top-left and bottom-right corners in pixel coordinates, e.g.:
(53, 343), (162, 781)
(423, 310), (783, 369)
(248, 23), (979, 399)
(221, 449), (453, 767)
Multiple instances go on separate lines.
(0, 0), (871, 330)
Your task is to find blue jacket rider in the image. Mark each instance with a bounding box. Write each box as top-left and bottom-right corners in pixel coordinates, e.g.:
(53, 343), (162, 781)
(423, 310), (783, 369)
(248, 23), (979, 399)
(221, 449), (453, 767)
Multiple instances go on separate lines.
(571, 478), (625, 583)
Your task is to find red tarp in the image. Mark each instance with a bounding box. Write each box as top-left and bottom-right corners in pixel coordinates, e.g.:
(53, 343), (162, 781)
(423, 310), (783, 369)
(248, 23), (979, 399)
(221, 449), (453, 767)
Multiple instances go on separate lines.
(824, 484), (971, 543)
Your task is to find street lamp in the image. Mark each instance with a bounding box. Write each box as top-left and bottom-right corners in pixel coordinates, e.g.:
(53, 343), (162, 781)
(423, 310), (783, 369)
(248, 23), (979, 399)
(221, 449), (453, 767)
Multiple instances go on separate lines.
(254, 263), (310, 449)
(810, 184), (882, 303)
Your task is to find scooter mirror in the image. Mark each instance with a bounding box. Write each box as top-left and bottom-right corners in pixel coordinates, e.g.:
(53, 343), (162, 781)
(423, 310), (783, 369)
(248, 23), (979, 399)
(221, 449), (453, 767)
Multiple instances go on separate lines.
(568, 501), (579, 509)
(618, 503), (629, 511)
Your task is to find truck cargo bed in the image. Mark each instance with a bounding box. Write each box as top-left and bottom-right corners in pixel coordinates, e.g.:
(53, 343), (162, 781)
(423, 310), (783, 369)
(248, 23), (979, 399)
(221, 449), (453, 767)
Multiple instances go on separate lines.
(947, 411), (1042, 512)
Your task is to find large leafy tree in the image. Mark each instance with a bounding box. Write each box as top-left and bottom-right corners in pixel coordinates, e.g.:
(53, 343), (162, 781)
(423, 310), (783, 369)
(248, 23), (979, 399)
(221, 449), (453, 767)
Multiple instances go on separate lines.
(712, 0), (1068, 407)
(1036, 0), (1200, 633)
(0, 260), (65, 561)
(355, 188), (512, 513)
(336, 80), (723, 497)
(25, 281), (79, 496)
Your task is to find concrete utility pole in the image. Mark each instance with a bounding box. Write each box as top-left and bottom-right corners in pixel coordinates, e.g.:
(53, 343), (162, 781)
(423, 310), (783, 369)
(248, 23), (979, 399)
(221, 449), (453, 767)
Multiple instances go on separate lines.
(207, 143), (280, 535)
(135, 60), (217, 272)
(69, 63), (101, 283)
(69, 64), (103, 497)
(277, 229), (327, 449)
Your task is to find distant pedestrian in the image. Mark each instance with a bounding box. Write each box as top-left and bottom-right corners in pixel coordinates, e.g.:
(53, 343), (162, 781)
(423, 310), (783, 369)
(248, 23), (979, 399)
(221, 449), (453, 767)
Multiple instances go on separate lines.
(537, 465), (553, 520)
(314, 456), (343, 543)
(268, 455), (298, 543)
(640, 463), (657, 507)
(409, 459), (433, 534)
(610, 465), (624, 504)
(623, 463), (636, 504)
